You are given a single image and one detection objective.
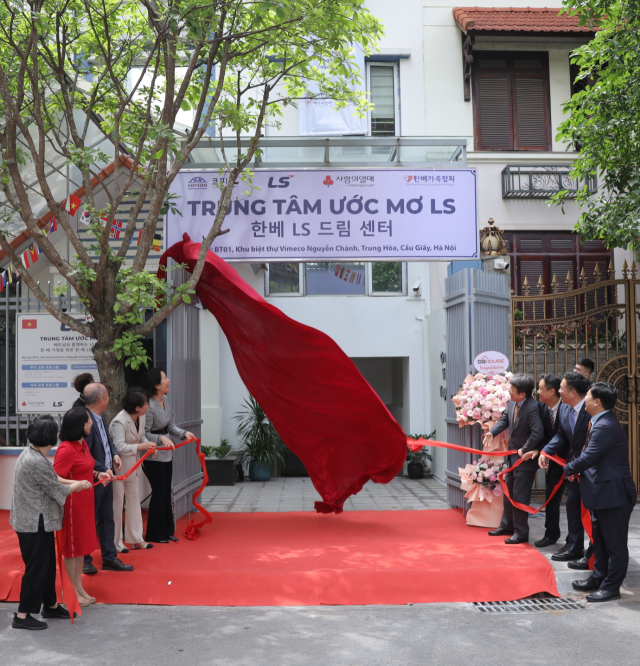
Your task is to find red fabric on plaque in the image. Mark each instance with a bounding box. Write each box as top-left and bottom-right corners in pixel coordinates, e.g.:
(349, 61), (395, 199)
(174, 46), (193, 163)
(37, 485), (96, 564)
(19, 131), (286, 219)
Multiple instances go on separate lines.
(159, 236), (407, 513)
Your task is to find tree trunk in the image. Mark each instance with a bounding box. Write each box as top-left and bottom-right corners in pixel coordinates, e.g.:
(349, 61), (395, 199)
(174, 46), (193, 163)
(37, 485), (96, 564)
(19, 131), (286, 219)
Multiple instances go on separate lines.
(92, 342), (126, 423)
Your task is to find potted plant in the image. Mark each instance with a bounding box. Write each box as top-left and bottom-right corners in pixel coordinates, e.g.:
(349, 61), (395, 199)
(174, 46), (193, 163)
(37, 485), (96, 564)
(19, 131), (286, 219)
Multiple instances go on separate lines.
(234, 396), (286, 481)
(202, 439), (236, 486)
(406, 431), (435, 479)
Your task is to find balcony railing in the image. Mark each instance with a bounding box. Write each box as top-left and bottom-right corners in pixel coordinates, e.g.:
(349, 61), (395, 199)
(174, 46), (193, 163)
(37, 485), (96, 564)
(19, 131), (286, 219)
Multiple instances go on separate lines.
(183, 136), (468, 168)
(501, 164), (597, 199)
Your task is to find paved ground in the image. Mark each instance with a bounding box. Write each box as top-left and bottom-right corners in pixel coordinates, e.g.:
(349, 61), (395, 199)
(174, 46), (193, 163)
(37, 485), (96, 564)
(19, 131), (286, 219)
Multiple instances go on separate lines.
(3, 477), (640, 664)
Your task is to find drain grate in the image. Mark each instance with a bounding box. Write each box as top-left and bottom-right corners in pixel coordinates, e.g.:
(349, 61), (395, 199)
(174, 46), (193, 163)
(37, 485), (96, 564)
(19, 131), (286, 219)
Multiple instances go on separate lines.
(473, 598), (584, 613)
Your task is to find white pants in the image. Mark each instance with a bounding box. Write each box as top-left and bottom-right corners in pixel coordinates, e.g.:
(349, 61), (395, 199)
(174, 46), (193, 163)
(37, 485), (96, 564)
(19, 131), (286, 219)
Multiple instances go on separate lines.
(112, 455), (144, 549)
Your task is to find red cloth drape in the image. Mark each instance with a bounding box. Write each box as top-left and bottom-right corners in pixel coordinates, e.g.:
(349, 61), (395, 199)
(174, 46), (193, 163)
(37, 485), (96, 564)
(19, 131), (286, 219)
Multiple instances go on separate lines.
(159, 236), (407, 513)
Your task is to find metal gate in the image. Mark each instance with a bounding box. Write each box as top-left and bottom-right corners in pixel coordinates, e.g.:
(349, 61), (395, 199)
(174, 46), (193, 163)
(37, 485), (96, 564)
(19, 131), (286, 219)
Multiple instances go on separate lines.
(444, 268), (511, 507)
(511, 260), (639, 487)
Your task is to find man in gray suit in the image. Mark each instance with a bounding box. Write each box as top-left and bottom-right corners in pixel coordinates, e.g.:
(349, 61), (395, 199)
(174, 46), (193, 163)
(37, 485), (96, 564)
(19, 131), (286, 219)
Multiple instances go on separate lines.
(484, 373), (544, 544)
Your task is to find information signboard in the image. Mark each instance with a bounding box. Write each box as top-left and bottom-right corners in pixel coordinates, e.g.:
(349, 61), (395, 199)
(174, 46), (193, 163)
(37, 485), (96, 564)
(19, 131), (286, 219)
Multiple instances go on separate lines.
(16, 313), (98, 413)
(167, 168), (478, 261)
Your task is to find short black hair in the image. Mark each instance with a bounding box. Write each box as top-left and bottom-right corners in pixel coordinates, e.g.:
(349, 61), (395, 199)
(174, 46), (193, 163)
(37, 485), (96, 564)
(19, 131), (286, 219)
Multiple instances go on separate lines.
(142, 367), (164, 396)
(589, 382), (618, 411)
(509, 373), (535, 398)
(73, 372), (94, 394)
(540, 373), (561, 397)
(122, 388), (149, 414)
(563, 371), (590, 397)
(578, 358), (595, 374)
(59, 407), (91, 442)
(27, 415), (59, 448)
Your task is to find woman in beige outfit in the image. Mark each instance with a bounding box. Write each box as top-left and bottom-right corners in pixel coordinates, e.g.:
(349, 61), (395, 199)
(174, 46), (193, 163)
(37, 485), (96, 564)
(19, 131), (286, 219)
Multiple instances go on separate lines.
(110, 388), (158, 551)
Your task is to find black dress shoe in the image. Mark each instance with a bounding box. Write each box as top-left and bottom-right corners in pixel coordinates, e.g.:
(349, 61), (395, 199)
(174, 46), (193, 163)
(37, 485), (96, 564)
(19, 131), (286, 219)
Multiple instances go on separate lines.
(82, 562), (98, 575)
(149, 539), (169, 544)
(41, 605), (76, 620)
(568, 556), (590, 571)
(572, 576), (601, 592)
(102, 558), (134, 572)
(167, 536), (180, 543)
(552, 550), (584, 562)
(587, 589), (621, 603)
(505, 535), (528, 544)
(488, 528), (514, 537)
(12, 613), (47, 630)
(534, 536), (557, 548)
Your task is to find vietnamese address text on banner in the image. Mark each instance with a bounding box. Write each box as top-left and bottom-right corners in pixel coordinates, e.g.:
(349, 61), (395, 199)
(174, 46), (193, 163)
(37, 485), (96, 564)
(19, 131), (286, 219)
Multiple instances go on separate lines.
(166, 168), (479, 262)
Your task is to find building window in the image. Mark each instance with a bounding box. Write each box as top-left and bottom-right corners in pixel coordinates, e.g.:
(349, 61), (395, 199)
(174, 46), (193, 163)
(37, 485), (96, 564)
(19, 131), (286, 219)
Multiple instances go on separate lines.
(473, 52), (551, 151)
(266, 262), (406, 296)
(267, 263), (302, 295)
(367, 63), (398, 137)
(505, 232), (612, 298)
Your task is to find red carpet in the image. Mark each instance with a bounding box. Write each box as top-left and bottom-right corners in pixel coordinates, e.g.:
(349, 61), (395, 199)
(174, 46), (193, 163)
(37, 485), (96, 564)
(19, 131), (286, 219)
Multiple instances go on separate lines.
(0, 509), (558, 606)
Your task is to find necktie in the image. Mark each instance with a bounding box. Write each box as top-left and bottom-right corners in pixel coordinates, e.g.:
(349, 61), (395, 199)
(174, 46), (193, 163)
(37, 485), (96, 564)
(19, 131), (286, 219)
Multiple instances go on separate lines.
(549, 408), (555, 429)
(569, 407), (577, 434)
(513, 403), (519, 424)
(584, 421), (592, 449)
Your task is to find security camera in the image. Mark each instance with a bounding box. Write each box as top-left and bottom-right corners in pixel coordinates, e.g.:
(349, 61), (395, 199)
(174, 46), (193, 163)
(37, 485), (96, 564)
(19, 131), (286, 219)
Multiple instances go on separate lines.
(494, 257), (510, 271)
(412, 280), (422, 297)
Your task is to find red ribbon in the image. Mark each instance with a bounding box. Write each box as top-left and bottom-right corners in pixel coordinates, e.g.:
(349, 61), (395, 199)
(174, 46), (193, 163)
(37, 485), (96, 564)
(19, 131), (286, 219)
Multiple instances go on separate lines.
(409, 437), (594, 567)
(57, 437), (213, 622)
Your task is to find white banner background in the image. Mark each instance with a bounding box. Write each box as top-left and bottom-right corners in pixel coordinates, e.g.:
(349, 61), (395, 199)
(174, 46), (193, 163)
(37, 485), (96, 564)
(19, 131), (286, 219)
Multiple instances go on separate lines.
(17, 313), (98, 414)
(167, 168), (478, 261)
(298, 48), (367, 136)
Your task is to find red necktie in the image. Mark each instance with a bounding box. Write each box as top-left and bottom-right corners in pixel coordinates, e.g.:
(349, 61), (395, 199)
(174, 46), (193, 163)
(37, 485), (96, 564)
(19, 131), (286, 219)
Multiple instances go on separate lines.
(584, 421), (592, 450)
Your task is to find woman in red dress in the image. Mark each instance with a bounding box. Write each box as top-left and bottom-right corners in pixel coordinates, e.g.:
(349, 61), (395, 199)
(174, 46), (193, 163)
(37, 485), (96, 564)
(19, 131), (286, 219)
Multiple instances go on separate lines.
(54, 407), (111, 607)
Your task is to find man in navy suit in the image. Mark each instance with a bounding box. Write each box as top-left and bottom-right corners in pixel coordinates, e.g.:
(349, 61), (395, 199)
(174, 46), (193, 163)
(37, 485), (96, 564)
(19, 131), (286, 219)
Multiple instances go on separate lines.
(533, 373), (564, 547)
(484, 373), (544, 544)
(81, 383), (134, 574)
(538, 372), (591, 562)
(566, 382), (637, 602)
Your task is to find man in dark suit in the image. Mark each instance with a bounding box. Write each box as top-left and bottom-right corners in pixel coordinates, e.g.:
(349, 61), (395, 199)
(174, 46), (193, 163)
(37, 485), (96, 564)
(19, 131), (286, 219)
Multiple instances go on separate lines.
(533, 373), (564, 548)
(484, 373), (544, 544)
(81, 383), (134, 574)
(539, 372), (591, 563)
(566, 382), (637, 602)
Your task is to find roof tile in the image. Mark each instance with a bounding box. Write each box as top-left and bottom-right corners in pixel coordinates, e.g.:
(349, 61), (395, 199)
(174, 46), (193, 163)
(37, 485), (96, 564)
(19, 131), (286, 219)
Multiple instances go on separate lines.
(452, 7), (598, 33)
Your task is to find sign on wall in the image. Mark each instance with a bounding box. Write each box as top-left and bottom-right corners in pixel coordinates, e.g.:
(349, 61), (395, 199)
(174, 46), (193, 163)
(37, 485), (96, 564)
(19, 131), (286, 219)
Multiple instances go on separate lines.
(16, 313), (98, 413)
(473, 350), (510, 376)
(167, 169), (478, 261)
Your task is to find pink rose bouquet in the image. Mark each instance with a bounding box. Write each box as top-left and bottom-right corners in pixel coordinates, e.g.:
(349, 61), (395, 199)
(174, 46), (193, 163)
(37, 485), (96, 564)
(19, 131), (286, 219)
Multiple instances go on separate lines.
(453, 371), (513, 430)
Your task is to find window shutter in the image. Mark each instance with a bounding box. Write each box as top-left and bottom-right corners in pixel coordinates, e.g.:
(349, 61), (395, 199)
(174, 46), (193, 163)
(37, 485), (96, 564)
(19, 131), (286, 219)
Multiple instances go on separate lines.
(476, 77), (512, 150)
(514, 77), (549, 150)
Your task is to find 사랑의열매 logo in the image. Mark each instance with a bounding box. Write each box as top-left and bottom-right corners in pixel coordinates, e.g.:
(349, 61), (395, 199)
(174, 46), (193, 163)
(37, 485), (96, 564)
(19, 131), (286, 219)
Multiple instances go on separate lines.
(187, 176), (208, 189)
(323, 175), (334, 187)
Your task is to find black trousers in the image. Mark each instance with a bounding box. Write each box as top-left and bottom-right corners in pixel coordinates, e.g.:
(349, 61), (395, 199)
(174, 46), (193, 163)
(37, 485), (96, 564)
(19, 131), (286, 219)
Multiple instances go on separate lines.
(16, 515), (57, 614)
(85, 481), (117, 565)
(565, 479), (585, 555)
(592, 503), (633, 592)
(544, 460), (566, 543)
(500, 469), (536, 539)
(143, 460), (175, 541)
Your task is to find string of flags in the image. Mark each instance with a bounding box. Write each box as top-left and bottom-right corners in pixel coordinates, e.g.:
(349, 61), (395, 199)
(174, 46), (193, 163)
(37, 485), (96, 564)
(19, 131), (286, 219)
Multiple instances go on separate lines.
(1, 194), (164, 292)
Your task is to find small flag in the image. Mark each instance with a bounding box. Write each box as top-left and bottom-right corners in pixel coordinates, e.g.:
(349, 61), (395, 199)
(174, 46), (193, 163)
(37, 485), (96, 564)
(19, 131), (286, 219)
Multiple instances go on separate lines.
(152, 234), (162, 252)
(0, 272), (5, 292)
(50, 217), (58, 232)
(65, 195), (81, 216)
(21, 319), (37, 329)
(22, 250), (30, 268)
(81, 210), (92, 225)
(137, 230), (142, 246)
(110, 220), (123, 239)
(7, 266), (13, 284)
(28, 245), (39, 263)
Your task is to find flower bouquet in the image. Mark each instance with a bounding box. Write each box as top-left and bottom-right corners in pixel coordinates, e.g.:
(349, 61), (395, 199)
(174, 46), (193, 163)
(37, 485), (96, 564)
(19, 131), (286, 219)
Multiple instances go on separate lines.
(452, 371), (513, 527)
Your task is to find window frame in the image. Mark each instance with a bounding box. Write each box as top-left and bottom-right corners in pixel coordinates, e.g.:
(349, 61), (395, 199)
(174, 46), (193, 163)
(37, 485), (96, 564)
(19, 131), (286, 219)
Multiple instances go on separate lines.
(265, 262), (408, 297)
(472, 51), (552, 152)
(366, 62), (400, 137)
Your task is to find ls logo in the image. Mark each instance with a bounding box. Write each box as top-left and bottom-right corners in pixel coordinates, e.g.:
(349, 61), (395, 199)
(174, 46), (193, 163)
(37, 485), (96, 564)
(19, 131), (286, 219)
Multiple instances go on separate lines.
(267, 175), (295, 188)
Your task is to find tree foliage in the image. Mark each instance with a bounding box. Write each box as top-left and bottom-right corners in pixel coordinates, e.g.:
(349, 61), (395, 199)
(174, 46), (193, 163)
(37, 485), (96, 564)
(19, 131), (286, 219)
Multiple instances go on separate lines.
(0, 0), (383, 404)
(554, 0), (640, 252)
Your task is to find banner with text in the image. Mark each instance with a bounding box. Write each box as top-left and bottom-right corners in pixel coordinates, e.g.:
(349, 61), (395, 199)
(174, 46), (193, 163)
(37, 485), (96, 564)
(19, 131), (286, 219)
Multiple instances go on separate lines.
(17, 313), (98, 414)
(167, 169), (478, 261)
